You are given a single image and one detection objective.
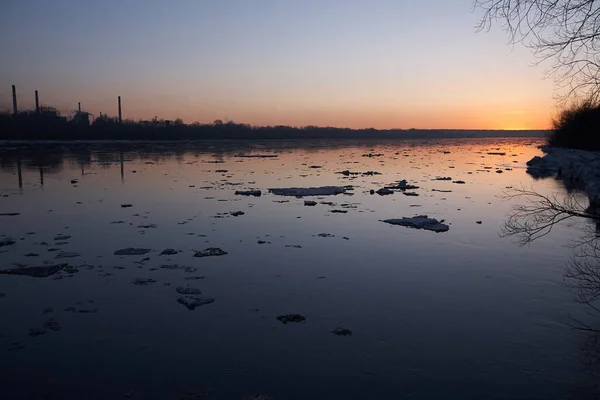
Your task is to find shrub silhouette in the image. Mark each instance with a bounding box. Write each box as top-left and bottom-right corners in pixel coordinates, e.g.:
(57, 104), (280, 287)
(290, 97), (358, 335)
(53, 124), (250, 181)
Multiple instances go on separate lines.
(550, 101), (600, 151)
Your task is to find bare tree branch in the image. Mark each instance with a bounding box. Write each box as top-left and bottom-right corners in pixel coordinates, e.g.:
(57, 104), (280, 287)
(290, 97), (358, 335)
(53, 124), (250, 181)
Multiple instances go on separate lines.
(475, 0), (600, 104)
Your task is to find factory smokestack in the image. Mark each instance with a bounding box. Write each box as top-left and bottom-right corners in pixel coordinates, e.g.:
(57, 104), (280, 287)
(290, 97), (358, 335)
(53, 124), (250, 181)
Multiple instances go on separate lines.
(35, 90), (40, 114)
(118, 96), (122, 123)
(78, 102), (81, 113)
(12, 85), (17, 116)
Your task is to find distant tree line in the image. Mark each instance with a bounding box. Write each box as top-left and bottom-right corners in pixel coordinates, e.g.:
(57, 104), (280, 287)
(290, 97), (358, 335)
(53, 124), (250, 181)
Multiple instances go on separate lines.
(0, 112), (545, 141)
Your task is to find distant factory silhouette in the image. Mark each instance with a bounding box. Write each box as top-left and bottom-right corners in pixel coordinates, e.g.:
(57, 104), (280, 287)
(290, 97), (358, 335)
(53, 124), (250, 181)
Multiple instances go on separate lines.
(8, 84), (123, 126)
(1, 85), (548, 141)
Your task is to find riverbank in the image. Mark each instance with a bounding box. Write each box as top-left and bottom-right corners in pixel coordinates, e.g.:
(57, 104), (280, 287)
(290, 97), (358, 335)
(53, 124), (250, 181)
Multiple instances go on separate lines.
(527, 146), (600, 211)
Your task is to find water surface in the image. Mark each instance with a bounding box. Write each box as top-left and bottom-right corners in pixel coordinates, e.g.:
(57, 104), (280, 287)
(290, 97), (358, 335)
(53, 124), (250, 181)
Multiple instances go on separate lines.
(0, 138), (596, 399)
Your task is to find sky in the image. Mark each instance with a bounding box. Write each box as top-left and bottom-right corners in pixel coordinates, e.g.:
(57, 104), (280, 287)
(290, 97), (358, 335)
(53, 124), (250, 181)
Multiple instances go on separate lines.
(0, 0), (556, 130)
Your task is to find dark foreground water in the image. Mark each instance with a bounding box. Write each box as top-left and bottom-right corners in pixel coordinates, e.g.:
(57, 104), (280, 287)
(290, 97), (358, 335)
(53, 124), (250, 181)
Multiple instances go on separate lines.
(0, 138), (597, 399)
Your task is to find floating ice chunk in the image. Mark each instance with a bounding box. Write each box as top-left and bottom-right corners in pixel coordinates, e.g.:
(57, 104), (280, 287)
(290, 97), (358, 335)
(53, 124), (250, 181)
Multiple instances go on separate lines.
(194, 247), (227, 257)
(383, 215), (449, 232)
(131, 278), (156, 285)
(276, 314), (306, 324)
(160, 249), (178, 255)
(176, 286), (202, 295)
(269, 186), (349, 197)
(376, 188), (394, 195)
(53, 235), (71, 241)
(332, 327), (352, 336)
(114, 248), (151, 256)
(0, 239), (15, 247)
(234, 154), (278, 158)
(55, 251), (80, 259)
(177, 296), (215, 310)
(235, 190), (262, 197)
(387, 179), (419, 190)
(362, 153), (384, 158)
(0, 264), (66, 277)
(337, 170), (381, 176)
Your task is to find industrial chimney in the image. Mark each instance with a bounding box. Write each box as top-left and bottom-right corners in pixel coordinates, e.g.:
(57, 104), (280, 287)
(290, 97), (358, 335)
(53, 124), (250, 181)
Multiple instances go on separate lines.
(35, 90), (40, 114)
(78, 102), (81, 113)
(12, 85), (17, 116)
(118, 96), (122, 123)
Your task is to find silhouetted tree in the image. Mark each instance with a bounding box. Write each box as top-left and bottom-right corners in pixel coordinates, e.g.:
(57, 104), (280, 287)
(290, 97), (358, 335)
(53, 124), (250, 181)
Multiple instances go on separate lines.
(476, 0), (600, 104)
(549, 99), (600, 150)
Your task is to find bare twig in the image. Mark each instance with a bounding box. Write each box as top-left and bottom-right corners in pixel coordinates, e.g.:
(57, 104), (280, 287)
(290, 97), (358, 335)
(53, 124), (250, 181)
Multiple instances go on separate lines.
(475, 0), (600, 104)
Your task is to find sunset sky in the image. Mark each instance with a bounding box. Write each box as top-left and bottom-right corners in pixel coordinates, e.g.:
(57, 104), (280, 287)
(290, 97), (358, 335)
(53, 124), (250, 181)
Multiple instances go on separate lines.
(0, 0), (555, 130)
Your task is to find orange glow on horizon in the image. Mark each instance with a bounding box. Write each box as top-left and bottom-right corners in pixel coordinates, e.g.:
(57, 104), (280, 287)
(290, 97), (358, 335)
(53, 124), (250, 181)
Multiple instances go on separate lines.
(1, 85), (555, 131)
(102, 101), (552, 131)
(104, 90), (555, 130)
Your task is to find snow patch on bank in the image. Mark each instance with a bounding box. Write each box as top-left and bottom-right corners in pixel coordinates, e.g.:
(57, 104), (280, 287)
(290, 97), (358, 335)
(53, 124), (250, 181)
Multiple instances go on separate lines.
(527, 146), (600, 211)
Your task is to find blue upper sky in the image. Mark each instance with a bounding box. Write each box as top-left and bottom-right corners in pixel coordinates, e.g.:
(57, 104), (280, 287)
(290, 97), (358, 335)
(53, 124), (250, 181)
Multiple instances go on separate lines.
(0, 0), (555, 129)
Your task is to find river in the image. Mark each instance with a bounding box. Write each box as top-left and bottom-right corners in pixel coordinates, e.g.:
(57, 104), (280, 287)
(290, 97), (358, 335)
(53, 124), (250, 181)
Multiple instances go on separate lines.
(0, 138), (596, 399)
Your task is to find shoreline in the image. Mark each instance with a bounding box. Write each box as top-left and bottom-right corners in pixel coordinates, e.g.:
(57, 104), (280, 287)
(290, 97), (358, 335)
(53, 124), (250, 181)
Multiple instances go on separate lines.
(527, 145), (600, 211)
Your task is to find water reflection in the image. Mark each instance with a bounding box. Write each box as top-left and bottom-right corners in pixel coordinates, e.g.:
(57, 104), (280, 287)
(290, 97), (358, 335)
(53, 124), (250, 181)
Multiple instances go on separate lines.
(16, 158), (22, 189)
(504, 175), (600, 395)
(0, 138), (544, 189)
(564, 226), (600, 393)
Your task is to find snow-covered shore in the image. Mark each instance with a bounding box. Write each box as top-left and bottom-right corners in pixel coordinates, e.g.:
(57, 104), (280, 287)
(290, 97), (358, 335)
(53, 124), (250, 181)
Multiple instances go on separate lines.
(527, 146), (600, 211)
